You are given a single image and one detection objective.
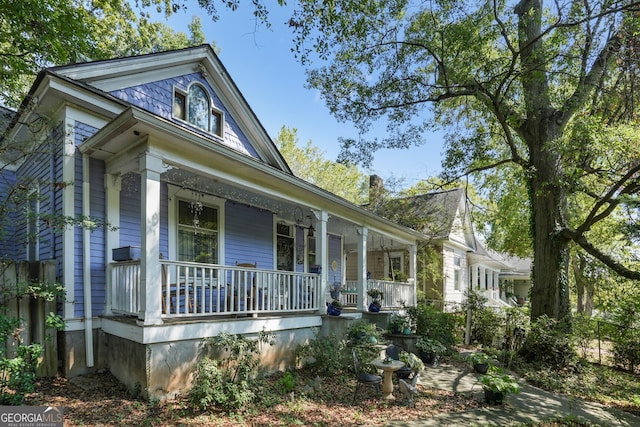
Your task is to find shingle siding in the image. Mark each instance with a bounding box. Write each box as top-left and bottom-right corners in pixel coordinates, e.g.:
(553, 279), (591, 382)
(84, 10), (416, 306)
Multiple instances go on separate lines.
(109, 74), (259, 158)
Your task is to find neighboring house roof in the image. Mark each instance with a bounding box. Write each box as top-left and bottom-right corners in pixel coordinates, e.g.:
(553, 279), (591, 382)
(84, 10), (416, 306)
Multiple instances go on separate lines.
(0, 106), (15, 134)
(497, 254), (532, 280)
(469, 240), (512, 270)
(394, 188), (476, 250)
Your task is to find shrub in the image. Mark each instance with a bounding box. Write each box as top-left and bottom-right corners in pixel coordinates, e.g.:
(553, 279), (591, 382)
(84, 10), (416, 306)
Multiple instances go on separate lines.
(0, 344), (43, 404)
(471, 307), (504, 347)
(519, 315), (577, 369)
(573, 313), (597, 360)
(1, 279), (66, 405)
(188, 331), (274, 412)
(294, 334), (349, 375)
(280, 371), (295, 394)
(407, 303), (459, 347)
(610, 299), (640, 372)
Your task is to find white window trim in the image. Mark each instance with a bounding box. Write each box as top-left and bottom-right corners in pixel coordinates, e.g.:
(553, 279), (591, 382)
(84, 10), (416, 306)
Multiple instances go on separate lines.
(384, 251), (405, 278)
(172, 83), (225, 139)
(274, 218), (296, 271)
(167, 184), (225, 264)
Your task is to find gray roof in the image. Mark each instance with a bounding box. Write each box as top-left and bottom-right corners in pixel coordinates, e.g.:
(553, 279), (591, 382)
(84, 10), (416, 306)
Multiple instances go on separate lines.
(399, 188), (466, 239)
(0, 105), (15, 135)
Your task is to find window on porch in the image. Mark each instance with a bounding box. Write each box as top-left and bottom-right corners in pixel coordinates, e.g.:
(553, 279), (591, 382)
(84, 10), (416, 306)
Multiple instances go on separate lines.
(178, 200), (218, 264)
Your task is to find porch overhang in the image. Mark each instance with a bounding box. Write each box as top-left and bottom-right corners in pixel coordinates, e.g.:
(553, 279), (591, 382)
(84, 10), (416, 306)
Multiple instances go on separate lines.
(79, 105), (424, 245)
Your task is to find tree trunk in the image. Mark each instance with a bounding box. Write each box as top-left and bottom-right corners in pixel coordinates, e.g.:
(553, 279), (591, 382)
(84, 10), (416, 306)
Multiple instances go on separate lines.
(516, 0), (571, 321)
(525, 122), (571, 321)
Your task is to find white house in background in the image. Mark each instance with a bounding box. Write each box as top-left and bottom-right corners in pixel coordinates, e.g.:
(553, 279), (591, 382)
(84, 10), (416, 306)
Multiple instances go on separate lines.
(0, 45), (424, 399)
(378, 186), (526, 309)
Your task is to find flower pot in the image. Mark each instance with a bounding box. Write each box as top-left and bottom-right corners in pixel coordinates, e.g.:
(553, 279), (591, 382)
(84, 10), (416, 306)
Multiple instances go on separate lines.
(418, 351), (439, 366)
(484, 388), (506, 405)
(403, 327), (412, 335)
(474, 363), (489, 374)
(330, 290), (340, 299)
(327, 304), (342, 316)
(368, 302), (381, 312)
(395, 366), (413, 380)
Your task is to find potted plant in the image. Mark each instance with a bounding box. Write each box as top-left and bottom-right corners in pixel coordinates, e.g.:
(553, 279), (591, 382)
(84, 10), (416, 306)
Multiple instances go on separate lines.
(329, 282), (342, 300)
(415, 337), (446, 365)
(479, 366), (520, 404)
(326, 298), (342, 316)
(398, 351), (425, 379)
(367, 289), (383, 312)
(348, 319), (383, 345)
(467, 351), (494, 374)
(388, 313), (411, 335)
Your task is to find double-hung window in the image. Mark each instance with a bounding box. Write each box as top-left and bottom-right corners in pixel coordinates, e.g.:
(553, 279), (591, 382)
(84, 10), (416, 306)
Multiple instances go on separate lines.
(177, 200), (218, 264)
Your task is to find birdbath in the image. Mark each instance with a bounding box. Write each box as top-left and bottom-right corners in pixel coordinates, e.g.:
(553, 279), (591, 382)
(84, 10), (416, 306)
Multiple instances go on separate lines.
(370, 359), (405, 400)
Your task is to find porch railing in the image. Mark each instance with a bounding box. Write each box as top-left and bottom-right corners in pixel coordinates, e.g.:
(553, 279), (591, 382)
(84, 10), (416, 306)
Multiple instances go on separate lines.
(108, 260), (321, 318)
(342, 279), (415, 309)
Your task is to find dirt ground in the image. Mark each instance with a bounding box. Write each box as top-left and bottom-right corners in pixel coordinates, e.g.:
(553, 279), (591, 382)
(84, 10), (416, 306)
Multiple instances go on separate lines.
(26, 369), (485, 426)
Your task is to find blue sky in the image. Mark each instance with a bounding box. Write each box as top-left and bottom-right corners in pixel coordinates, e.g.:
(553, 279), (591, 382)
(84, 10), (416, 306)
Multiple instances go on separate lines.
(162, 4), (445, 187)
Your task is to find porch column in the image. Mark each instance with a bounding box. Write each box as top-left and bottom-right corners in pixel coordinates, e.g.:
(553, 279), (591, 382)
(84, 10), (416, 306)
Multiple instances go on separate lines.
(409, 243), (417, 306)
(470, 264), (477, 290)
(357, 226), (368, 312)
(104, 174), (121, 317)
(315, 210), (329, 313)
(138, 153), (163, 325)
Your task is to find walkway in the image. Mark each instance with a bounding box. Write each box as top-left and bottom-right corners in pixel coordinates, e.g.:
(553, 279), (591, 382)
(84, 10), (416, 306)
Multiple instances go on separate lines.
(384, 361), (640, 426)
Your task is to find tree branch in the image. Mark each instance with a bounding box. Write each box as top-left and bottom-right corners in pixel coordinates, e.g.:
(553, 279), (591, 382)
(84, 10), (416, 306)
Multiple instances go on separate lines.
(562, 228), (640, 280)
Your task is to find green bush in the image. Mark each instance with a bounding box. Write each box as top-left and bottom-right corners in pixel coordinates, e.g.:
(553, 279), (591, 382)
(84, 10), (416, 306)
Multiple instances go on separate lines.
(471, 307), (504, 347)
(1, 279), (66, 405)
(610, 299), (640, 372)
(407, 302), (459, 348)
(294, 334), (349, 375)
(573, 313), (596, 360)
(519, 315), (577, 369)
(280, 371), (295, 394)
(188, 331), (274, 412)
(0, 344), (43, 404)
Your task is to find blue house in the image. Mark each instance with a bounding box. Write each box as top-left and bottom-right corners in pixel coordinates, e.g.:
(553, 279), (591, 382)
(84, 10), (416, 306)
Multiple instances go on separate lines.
(0, 45), (421, 399)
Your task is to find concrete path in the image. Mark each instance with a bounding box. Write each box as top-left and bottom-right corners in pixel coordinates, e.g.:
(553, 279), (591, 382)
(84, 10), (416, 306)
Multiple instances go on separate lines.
(384, 362), (640, 427)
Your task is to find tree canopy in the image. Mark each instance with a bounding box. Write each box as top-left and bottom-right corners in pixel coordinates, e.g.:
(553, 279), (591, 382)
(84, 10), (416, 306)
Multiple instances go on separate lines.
(275, 126), (368, 204)
(288, 0), (640, 320)
(0, 0), (208, 108)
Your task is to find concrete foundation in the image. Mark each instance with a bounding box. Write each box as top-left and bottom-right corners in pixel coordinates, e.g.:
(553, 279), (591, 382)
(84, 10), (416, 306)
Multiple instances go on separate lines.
(59, 317), (320, 400)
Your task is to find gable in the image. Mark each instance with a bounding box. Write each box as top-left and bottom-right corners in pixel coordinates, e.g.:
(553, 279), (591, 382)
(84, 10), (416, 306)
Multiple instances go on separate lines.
(398, 188), (476, 250)
(108, 74), (259, 158)
(49, 45), (290, 173)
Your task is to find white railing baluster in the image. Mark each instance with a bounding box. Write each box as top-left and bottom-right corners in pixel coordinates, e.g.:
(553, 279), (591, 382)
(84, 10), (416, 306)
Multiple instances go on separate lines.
(110, 260), (321, 319)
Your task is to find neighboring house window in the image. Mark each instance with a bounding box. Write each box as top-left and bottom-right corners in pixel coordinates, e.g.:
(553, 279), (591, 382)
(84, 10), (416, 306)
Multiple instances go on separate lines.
(276, 222), (294, 271)
(453, 255), (461, 291)
(173, 84), (224, 137)
(387, 251), (404, 280)
(177, 200), (218, 264)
